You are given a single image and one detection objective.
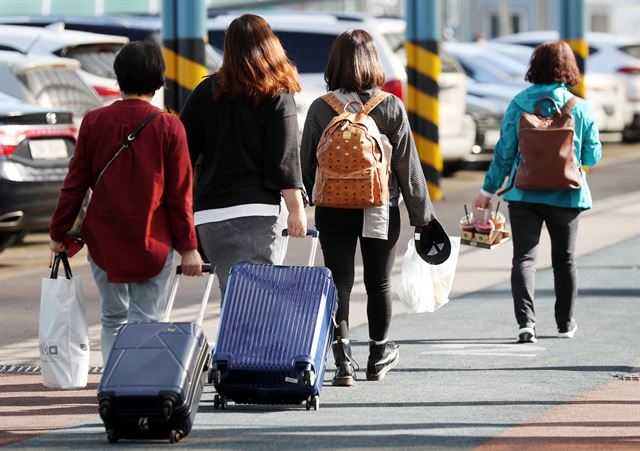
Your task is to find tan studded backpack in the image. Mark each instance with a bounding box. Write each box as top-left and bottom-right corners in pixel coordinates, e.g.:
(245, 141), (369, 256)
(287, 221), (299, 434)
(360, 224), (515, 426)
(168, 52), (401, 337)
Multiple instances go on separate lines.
(313, 91), (392, 209)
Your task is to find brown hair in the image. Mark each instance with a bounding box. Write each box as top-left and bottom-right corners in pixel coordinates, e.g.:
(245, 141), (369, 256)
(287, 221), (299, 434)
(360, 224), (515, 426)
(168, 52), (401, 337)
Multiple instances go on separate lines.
(525, 41), (581, 87)
(212, 14), (300, 103)
(324, 29), (385, 92)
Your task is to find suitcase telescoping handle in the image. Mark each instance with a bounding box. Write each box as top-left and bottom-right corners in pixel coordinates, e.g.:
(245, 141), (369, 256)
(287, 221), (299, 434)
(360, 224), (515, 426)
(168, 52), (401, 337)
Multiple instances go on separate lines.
(276, 229), (319, 266)
(162, 264), (214, 326)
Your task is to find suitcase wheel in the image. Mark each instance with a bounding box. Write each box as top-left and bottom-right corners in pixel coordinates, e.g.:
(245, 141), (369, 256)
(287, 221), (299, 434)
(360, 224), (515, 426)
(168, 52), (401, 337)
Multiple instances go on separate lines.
(99, 400), (111, 421)
(213, 394), (227, 410)
(169, 429), (184, 443)
(106, 429), (118, 443)
(305, 396), (319, 411)
(161, 399), (174, 420)
(303, 370), (316, 386)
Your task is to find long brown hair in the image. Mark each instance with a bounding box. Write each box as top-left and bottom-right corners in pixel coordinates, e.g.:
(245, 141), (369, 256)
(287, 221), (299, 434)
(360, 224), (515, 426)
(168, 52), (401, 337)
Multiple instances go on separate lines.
(525, 41), (581, 87)
(212, 14), (300, 103)
(324, 29), (385, 92)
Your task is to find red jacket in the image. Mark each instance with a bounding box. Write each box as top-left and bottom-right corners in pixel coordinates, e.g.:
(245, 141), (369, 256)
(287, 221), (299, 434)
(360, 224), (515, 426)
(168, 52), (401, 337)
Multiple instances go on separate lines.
(49, 99), (197, 283)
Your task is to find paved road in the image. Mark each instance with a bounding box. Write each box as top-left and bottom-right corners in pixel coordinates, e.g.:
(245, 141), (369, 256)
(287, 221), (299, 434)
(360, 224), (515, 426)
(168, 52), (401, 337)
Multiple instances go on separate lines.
(0, 142), (638, 449)
(3, 224), (638, 449)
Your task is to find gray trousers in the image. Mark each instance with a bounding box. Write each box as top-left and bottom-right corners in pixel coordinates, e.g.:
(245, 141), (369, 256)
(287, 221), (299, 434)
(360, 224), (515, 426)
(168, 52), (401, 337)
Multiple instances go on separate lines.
(508, 202), (581, 330)
(197, 215), (279, 300)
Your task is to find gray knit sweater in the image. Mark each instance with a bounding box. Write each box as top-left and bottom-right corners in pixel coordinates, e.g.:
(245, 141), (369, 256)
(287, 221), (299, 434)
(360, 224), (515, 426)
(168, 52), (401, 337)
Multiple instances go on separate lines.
(299, 89), (435, 227)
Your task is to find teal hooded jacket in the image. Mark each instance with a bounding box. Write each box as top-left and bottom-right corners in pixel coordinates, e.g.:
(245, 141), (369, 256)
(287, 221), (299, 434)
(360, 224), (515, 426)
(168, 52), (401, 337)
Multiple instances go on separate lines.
(482, 83), (602, 209)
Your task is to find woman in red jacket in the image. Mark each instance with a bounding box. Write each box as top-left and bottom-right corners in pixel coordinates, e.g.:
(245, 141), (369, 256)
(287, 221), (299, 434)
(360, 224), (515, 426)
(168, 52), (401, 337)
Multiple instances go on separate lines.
(49, 41), (203, 363)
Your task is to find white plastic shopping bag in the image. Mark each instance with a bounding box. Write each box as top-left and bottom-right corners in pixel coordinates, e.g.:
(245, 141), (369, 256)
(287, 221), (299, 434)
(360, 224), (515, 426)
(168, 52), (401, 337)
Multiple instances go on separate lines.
(39, 253), (90, 389)
(397, 236), (461, 313)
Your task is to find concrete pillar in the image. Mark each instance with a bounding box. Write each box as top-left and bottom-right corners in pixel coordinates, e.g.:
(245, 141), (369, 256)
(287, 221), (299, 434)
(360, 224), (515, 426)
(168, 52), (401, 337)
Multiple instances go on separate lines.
(560, 0), (587, 98)
(405, 0), (443, 201)
(162, 0), (208, 114)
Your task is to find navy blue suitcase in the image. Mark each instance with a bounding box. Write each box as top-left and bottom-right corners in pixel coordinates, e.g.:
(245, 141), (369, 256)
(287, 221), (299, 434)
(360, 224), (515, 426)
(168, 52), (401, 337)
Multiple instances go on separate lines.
(97, 265), (215, 443)
(210, 230), (337, 410)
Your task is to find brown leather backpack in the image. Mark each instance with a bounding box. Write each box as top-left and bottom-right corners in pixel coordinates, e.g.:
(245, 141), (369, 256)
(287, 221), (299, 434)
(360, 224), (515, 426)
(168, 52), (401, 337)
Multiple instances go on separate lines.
(313, 91), (391, 209)
(499, 96), (581, 195)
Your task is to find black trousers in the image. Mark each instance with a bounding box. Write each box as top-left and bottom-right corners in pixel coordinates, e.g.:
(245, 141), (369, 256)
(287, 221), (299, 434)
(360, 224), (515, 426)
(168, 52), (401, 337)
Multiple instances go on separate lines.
(508, 202), (581, 330)
(315, 206), (401, 341)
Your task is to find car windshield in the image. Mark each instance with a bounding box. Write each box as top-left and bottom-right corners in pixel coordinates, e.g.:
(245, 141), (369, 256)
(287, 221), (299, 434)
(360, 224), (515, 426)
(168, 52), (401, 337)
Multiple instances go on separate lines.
(209, 29), (337, 74)
(620, 44), (640, 59)
(453, 51), (526, 84)
(58, 43), (124, 79)
(18, 66), (101, 119)
(382, 32), (463, 74)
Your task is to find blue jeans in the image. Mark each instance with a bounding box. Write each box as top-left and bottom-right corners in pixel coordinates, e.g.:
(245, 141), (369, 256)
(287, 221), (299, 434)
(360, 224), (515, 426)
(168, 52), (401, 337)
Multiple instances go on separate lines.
(89, 251), (174, 364)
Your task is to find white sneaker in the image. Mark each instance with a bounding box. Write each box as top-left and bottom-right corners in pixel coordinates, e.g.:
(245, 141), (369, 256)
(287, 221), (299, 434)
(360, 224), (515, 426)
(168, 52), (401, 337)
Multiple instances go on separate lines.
(517, 325), (537, 343)
(558, 321), (578, 338)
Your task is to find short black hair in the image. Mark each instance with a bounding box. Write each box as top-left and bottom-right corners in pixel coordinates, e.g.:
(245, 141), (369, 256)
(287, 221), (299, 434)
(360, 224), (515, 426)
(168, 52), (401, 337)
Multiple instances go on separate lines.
(114, 41), (165, 96)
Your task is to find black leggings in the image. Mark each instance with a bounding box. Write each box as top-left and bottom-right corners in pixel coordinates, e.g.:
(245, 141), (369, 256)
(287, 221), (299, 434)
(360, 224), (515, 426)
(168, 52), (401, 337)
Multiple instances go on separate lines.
(315, 206), (401, 341)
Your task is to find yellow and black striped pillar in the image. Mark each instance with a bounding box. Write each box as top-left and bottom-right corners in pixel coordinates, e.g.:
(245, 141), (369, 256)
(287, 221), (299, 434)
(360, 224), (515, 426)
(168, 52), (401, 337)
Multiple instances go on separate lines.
(405, 0), (443, 201)
(161, 0), (208, 114)
(560, 0), (587, 98)
(564, 39), (588, 98)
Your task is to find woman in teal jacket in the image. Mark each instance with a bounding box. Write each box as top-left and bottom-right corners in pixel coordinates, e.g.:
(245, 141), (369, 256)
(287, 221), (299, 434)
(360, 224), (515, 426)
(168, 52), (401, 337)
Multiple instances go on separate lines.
(474, 41), (601, 343)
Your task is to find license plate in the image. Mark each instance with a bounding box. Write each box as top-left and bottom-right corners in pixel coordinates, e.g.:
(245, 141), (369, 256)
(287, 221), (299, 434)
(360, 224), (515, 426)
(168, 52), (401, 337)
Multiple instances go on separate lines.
(483, 129), (501, 148)
(29, 139), (68, 159)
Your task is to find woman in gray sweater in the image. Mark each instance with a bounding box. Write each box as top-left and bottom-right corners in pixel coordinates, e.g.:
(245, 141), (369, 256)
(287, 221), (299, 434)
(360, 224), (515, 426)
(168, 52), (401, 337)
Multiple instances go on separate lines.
(300, 29), (436, 386)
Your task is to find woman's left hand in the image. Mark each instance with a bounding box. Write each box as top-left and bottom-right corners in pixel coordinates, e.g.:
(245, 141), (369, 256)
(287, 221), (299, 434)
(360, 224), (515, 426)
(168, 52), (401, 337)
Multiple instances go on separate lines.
(49, 240), (65, 253)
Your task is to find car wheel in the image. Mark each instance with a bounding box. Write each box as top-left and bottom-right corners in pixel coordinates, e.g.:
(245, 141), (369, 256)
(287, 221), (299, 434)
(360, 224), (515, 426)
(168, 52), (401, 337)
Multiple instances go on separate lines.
(0, 233), (19, 254)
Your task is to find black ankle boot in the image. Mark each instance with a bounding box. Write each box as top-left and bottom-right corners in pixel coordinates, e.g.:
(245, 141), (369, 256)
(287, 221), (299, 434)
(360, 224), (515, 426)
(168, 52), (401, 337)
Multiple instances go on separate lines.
(332, 338), (356, 387)
(366, 340), (399, 381)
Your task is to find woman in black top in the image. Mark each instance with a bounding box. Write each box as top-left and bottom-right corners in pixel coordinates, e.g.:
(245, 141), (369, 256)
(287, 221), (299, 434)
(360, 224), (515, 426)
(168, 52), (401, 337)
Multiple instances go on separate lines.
(300, 30), (436, 386)
(181, 14), (307, 296)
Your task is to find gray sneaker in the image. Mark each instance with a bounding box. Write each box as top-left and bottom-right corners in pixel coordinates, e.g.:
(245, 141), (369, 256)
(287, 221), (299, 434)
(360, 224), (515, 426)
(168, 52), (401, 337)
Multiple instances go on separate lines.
(517, 325), (537, 343)
(558, 321), (578, 338)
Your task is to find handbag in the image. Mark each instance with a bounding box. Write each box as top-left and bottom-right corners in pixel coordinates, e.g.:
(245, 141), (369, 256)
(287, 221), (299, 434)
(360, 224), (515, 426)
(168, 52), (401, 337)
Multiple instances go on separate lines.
(39, 253), (90, 389)
(397, 236), (461, 313)
(66, 110), (164, 239)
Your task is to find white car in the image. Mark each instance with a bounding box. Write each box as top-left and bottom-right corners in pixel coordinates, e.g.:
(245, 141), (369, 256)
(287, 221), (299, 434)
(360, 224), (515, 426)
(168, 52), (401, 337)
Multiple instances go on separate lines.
(207, 13), (475, 167)
(463, 41), (628, 136)
(0, 50), (102, 124)
(0, 23), (128, 105)
(493, 32), (640, 140)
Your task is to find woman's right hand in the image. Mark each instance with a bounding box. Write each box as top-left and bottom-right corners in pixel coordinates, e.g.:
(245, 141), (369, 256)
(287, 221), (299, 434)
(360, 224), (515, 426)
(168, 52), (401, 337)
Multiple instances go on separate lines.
(287, 209), (307, 238)
(180, 249), (204, 276)
(474, 192), (492, 210)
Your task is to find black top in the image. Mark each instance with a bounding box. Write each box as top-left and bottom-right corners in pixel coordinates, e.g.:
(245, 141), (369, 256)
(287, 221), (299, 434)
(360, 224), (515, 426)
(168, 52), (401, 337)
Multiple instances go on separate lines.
(180, 77), (303, 211)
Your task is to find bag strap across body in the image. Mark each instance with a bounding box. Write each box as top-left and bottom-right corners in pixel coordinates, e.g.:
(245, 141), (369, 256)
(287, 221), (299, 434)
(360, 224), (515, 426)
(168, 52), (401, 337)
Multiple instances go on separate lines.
(95, 110), (163, 185)
(65, 110), (163, 240)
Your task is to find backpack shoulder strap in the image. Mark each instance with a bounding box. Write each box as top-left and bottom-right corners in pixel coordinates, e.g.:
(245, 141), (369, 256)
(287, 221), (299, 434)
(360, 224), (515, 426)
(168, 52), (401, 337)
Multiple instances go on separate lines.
(321, 92), (346, 115)
(362, 90), (390, 114)
(561, 96), (580, 115)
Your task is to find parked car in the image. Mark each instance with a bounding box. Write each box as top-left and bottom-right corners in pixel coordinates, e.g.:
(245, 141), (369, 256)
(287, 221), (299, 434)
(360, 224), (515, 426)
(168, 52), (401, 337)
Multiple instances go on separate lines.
(447, 41), (628, 137)
(207, 12), (475, 168)
(0, 15), (223, 109)
(465, 94), (505, 164)
(0, 50), (102, 124)
(493, 32), (640, 141)
(0, 23), (128, 105)
(0, 92), (76, 253)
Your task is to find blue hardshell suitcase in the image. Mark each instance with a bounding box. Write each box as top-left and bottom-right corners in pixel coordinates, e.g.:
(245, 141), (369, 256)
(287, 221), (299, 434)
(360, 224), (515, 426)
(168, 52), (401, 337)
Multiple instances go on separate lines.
(97, 265), (215, 443)
(210, 230), (337, 410)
